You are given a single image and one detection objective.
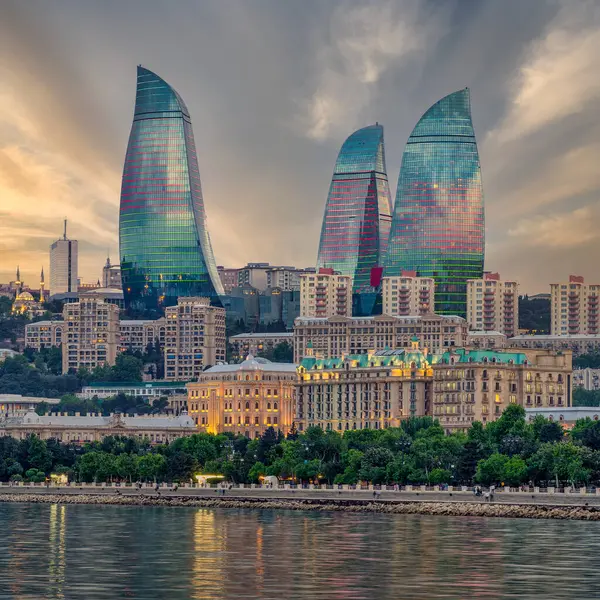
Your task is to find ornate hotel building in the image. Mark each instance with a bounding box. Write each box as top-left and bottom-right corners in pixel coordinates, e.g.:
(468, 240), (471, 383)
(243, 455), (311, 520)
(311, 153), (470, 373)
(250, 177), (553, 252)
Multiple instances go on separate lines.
(296, 339), (433, 432)
(187, 356), (296, 438)
(293, 314), (468, 361)
(432, 348), (572, 433)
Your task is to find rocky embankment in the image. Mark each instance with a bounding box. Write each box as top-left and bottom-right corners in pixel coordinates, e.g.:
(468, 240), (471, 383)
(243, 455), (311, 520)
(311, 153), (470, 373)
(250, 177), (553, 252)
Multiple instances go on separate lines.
(1, 493), (599, 520)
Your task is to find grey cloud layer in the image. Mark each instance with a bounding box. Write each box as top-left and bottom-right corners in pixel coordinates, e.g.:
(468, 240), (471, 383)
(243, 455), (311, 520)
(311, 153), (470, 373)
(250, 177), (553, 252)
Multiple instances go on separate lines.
(1, 0), (599, 293)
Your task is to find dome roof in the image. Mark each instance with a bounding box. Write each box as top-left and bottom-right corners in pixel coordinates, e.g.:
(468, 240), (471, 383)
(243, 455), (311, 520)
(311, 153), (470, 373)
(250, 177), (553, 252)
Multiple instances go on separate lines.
(15, 291), (34, 301)
(239, 354), (272, 370)
(23, 411), (41, 424)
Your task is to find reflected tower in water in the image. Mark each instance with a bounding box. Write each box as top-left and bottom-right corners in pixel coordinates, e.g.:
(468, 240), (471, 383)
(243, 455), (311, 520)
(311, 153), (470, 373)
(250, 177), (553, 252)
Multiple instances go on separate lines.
(385, 89), (485, 317)
(119, 66), (224, 312)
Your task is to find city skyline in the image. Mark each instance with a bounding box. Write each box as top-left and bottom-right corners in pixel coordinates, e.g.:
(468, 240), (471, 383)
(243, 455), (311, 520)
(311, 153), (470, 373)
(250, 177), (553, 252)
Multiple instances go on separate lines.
(2, 1), (600, 294)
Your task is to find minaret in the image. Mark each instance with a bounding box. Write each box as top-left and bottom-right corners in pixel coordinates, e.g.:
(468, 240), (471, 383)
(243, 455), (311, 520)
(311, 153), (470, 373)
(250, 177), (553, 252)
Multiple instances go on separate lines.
(40, 267), (45, 302)
(15, 266), (21, 294)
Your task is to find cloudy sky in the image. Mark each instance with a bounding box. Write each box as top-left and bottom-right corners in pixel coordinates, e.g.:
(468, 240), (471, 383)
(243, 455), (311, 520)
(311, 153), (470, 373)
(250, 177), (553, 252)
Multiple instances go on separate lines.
(1, 0), (599, 294)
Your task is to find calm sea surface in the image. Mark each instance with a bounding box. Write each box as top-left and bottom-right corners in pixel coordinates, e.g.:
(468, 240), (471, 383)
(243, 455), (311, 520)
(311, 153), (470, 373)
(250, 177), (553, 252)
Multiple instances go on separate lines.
(0, 502), (599, 599)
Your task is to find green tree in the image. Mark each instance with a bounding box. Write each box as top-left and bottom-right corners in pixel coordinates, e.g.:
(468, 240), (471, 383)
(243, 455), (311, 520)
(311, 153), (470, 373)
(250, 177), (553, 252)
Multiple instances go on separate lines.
(138, 453), (166, 482)
(248, 461), (267, 483)
(475, 453), (509, 485)
(358, 447), (394, 484)
(503, 456), (528, 486)
(25, 435), (52, 473)
(334, 449), (364, 484)
(571, 418), (600, 450)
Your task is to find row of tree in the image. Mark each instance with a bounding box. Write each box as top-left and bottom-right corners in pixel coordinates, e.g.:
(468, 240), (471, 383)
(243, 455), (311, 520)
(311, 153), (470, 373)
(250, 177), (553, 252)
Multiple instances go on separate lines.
(4, 406), (600, 486)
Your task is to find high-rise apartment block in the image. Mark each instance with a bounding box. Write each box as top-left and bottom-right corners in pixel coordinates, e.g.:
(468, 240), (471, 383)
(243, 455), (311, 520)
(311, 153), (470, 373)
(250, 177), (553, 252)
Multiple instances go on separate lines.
(266, 266), (311, 291)
(62, 295), (120, 373)
(466, 272), (518, 337)
(551, 275), (600, 335)
(381, 272), (435, 316)
(49, 221), (78, 296)
(187, 356), (296, 437)
(118, 319), (166, 353)
(25, 321), (63, 351)
(217, 267), (240, 294)
(164, 297), (225, 381)
(237, 263), (271, 291)
(102, 257), (122, 289)
(299, 268), (352, 318)
(293, 314), (468, 361)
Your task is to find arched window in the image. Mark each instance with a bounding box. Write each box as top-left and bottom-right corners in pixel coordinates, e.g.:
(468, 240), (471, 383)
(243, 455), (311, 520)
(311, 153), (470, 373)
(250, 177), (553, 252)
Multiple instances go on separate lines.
(267, 402), (271, 410)
(274, 402), (278, 410)
(245, 402), (250, 410)
(267, 417), (271, 425)
(255, 402), (259, 410)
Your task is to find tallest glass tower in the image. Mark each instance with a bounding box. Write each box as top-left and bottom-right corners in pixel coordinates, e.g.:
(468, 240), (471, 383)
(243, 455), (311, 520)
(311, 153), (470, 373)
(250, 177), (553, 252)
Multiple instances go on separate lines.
(119, 66), (223, 312)
(384, 89), (485, 317)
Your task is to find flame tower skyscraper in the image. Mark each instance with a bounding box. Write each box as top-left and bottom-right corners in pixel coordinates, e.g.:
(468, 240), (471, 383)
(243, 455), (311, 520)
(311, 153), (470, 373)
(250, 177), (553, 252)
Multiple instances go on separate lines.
(384, 89), (485, 317)
(119, 66), (223, 312)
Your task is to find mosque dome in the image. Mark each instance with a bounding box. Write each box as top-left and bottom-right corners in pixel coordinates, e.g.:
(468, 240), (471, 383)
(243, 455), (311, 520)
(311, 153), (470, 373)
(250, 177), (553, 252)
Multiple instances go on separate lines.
(15, 291), (34, 302)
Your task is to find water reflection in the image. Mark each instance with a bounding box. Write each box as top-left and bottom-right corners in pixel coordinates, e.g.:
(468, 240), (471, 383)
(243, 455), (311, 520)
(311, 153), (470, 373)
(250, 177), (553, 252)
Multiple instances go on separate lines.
(0, 504), (599, 599)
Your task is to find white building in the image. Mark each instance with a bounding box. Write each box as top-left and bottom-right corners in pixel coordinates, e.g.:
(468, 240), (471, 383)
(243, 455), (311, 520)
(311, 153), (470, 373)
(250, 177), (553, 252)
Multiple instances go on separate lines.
(299, 268), (352, 318)
(381, 272), (435, 316)
(551, 275), (600, 335)
(265, 266), (313, 291)
(102, 257), (122, 289)
(0, 394), (60, 419)
(466, 272), (518, 337)
(49, 221), (78, 296)
(164, 297), (226, 381)
(25, 320), (64, 350)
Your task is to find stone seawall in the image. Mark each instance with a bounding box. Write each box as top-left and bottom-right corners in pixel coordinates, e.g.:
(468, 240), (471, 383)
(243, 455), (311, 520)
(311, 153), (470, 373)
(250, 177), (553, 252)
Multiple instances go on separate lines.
(1, 493), (600, 520)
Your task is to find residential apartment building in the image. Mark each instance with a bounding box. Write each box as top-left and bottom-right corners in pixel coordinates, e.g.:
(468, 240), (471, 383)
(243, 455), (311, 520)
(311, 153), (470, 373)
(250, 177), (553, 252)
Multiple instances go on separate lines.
(432, 348), (572, 433)
(228, 332), (293, 362)
(296, 340), (432, 432)
(572, 368), (600, 391)
(293, 314), (468, 361)
(62, 295), (120, 373)
(164, 297), (226, 381)
(238, 263), (271, 291)
(551, 275), (600, 335)
(466, 272), (518, 337)
(266, 266), (301, 291)
(102, 257), (122, 289)
(467, 331), (508, 349)
(299, 268), (352, 318)
(217, 266), (240, 294)
(381, 272), (435, 316)
(25, 320), (63, 350)
(187, 356), (296, 438)
(119, 319), (166, 353)
(508, 334), (600, 357)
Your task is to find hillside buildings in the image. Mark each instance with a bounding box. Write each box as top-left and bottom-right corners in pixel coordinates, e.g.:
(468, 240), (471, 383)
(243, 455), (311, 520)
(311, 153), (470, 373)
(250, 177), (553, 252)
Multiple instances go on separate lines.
(384, 89), (485, 318)
(466, 272), (518, 337)
(119, 66), (223, 311)
(551, 275), (600, 335)
(187, 356), (296, 437)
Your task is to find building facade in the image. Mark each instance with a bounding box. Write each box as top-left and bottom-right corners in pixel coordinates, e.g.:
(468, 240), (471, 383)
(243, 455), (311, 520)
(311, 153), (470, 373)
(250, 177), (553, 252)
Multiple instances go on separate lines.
(119, 319), (166, 353)
(265, 266), (307, 291)
(187, 356), (296, 437)
(508, 334), (600, 357)
(237, 263), (271, 291)
(381, 272), (435, 316)
(551, 275), (600, 335)
(102, 257), (122, 289)
(228, 332), (293, 362)
(296, 342), (432, 432)
(385, 89), (485, 317)
(293, 314), (468, 361)
(299, 269), (352, 318)
(0, 412), (196, 444)
(119, 66), (223, 311)
(433, 348), (572, 433)
(62, 295), (120, 373)
(217, 267), (240, 294)
(466, 272), (518, 337)
(467, 331), (507, 349)
(0, 395), (60, 419)
(164, 297), (226, 380)
(316, 124), (392, 302)
(572, 368), (600, 391)
(24, 321), (64, 350)
(49, 221), (78, 296)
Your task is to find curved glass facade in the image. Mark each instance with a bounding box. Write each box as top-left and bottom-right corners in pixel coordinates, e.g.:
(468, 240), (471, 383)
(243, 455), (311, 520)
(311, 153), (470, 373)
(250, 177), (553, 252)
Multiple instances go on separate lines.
(316, 124), (392, 299)
(119, 66), (223, 312)
(384, 89), (484, 317)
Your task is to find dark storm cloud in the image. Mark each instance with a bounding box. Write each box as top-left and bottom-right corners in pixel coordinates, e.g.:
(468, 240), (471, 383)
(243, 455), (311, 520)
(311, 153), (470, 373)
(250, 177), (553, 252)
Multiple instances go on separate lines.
(1, 0), (599, 293)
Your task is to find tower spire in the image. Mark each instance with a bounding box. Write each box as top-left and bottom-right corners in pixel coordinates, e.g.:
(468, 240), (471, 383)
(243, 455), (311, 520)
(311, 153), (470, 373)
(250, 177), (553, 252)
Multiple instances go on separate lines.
(63, 218), (68, 240)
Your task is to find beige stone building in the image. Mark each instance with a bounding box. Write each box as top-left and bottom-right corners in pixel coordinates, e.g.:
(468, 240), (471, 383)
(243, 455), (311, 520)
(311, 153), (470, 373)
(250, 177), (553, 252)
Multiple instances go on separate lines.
(119, 319), (166, 353)
(187, 356), (296, 438)
(508, 334), (600, 356)
(0, 412), (196, 444)
(25, 320), (63, 350)
(299, 268), (352, 318)
(551, 275), (600, 335)
(293, 314), (468, 361)
(466, 272), (518, 337)
(164, 297), (226, 381)
(62, 294), (120, 373)
(296, 339), (433, 432)
(381, 272), (435, 317)
(432, 348), (572, 433)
